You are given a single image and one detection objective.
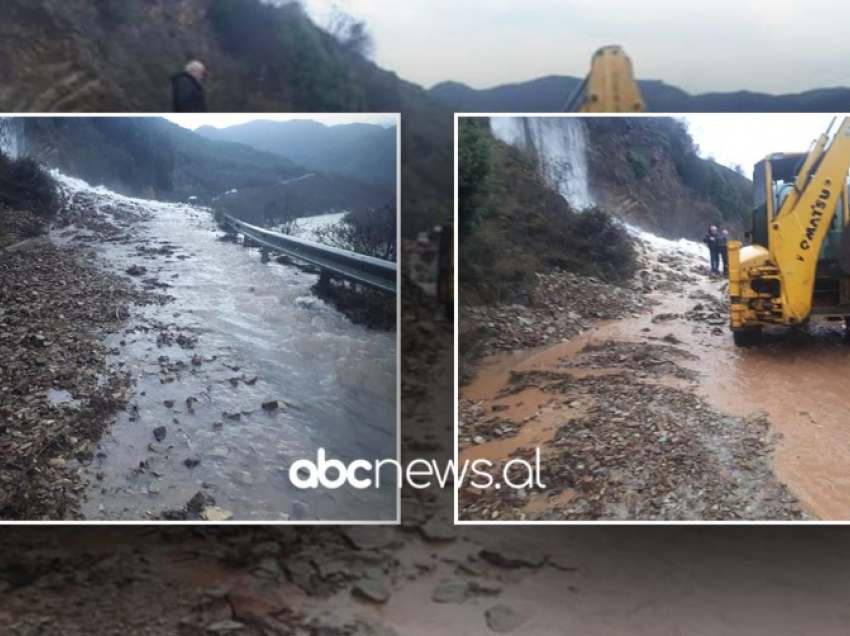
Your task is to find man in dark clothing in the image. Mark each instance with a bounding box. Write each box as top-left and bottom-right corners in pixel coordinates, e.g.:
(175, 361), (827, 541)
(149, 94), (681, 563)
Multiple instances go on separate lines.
(171, 60), (207, 112)
(718, 229), (730, 276)
(703, 225), (721, 275)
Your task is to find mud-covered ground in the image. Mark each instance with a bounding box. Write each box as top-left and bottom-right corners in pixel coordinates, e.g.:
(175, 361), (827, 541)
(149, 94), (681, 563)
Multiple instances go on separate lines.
(458, 238), (809, 521)
(2, 240), (850, 634)
(0, 203), (165, 519)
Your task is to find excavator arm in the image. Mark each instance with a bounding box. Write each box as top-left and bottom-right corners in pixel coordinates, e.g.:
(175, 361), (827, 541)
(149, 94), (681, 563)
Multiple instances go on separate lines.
(564, 46), (645, 113)
(767, 117), (850, 322)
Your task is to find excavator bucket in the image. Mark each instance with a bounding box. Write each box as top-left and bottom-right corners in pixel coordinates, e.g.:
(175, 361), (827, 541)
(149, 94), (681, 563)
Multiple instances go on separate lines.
(565, 46), (645, 113)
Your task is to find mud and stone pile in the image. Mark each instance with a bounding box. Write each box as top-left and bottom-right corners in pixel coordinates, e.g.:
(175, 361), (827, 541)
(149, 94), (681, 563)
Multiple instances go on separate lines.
(459, 340), (807, 522)
(0, 242), (152, 518)
(0, 206), (44, 249)
(461, 271), (648, 357)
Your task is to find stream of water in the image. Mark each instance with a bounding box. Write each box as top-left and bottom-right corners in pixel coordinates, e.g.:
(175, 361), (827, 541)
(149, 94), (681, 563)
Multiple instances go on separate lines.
(52, 175), (398, 521)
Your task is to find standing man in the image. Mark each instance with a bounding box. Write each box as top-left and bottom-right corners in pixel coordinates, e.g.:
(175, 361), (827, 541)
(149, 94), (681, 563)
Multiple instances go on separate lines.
(718, 229), (731, 276)
(171, 60), (207, 112)
(703, 225), (721, 275)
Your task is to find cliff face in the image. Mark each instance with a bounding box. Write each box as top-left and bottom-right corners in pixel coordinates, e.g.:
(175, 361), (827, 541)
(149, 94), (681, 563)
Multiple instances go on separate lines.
(583, 118), (752, 240)
(1, 0), (214, 112)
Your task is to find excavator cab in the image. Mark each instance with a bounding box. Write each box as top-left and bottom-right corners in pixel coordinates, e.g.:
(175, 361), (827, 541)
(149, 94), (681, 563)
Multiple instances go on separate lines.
(564, 46), (645, 113)
(730, 117), (850, 345)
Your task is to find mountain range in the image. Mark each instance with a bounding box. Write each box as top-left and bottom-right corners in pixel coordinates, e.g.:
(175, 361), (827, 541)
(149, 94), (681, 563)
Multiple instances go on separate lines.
(195, 120), (397, 187)
(431, 76), (850, 113)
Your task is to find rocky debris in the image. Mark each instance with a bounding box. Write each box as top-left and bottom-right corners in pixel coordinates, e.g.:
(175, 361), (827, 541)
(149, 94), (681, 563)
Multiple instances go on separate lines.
(153, 426), (167, 442)
(202, 507), (234, 521)
(125, 264), (147, 276)
(419, 516), (458, 542)
(352, 574), (392, 604)
(684, 292), (729, 326)
(432, 579), (470, 604)
(0, 205), (44, 248)
(343, 527), (397, 551)
(261, 399), (280, 411)
(558, 340), (700, 380)
(460, 364), (807, 521)
(480, 547), (546, 569)
(0, 242), (160, 519)
(461, 270), (648, 357)
(485, 604), (527, 633)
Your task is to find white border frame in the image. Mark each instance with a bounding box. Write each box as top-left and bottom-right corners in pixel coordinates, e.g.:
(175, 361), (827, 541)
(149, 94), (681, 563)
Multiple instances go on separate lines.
(3, 113), (402, 527)
(453, 111), (841, 526)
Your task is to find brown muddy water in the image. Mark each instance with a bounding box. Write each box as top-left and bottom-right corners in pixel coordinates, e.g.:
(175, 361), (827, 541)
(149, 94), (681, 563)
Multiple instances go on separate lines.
(462, 278), (850, 520)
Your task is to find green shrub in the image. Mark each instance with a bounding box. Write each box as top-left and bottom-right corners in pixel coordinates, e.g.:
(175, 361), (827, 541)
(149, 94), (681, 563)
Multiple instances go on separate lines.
(0, 151), (60, 218)
(457, 117), (493, 242)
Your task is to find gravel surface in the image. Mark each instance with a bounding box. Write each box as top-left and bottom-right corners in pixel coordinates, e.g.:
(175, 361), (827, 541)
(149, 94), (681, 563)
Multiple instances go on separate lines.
(458, 236), (807, 521)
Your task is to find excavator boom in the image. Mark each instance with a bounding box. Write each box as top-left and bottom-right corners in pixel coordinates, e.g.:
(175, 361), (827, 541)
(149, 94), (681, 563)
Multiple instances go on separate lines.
(565, 46), (645, 113)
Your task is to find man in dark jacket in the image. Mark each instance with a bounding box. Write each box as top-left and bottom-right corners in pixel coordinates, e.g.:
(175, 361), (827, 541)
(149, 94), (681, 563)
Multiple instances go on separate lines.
(703, 225), (721, 275)
(171, 60), (207, 112)
(718, 229), (730, 276)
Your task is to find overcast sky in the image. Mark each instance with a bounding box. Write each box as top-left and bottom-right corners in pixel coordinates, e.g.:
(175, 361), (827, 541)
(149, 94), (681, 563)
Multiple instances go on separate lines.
(683, 115), (841, 173)
(163, 113), (397, 131)
(301, 0), (850, 94)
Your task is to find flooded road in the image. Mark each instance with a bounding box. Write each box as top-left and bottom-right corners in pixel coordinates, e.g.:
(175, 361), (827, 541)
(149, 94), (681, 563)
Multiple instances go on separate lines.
(462, 243), (850, 520)
(54, 176), (397, 521)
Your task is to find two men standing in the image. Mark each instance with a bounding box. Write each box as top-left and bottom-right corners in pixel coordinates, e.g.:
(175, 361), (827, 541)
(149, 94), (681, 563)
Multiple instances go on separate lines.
(703, 225), (730, 276)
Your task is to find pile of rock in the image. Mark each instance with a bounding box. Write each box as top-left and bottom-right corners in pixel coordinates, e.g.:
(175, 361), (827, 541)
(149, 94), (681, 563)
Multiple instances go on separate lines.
(0, 205), (44, 248)
(462, 270), (648, 355)
(0, 243), (154, 518)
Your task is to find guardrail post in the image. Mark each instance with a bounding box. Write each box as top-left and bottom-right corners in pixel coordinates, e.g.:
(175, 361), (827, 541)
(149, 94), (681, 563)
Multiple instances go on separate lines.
(261, 247), (270, 263)
(318, 269), (333, 291)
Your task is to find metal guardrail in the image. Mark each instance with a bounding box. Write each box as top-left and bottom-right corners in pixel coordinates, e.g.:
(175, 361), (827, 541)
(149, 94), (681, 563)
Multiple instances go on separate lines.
(222, 214), (397, 295)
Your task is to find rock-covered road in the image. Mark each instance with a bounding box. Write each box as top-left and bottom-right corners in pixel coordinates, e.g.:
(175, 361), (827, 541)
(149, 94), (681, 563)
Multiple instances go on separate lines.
(458, 233), (840, 521)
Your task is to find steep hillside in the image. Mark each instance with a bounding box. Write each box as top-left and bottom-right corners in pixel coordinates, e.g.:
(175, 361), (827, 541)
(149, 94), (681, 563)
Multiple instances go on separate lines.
(0, 0), (452, 235)
(21, 117), (303, 200)
(583, 118), (752, 239)
(18, 117), (394, 220)
(433, 77), (850, 113)
(196, 120), (398, 186)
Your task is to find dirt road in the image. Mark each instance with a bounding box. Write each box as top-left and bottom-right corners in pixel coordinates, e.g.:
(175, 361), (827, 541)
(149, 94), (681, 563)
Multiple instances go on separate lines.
(460, 237), (850, 521)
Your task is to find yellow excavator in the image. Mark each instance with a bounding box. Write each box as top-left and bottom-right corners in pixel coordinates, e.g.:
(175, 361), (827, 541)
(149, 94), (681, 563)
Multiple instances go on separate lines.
(728, 116), (850, 346)
(564, 45), (645, 113)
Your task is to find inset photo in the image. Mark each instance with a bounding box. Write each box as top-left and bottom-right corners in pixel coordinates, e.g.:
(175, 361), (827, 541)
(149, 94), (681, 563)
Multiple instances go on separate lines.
(456, 113), (850, 522)
(0, 114), (400, 523)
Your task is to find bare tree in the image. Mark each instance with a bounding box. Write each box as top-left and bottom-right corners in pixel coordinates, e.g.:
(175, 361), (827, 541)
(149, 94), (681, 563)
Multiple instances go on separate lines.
(325, 5), (374, 57)
(314, 204), (396, 261)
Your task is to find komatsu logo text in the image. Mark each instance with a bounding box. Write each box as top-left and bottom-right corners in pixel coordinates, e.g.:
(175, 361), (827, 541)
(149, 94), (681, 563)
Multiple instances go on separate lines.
(799, 188), (832, 252)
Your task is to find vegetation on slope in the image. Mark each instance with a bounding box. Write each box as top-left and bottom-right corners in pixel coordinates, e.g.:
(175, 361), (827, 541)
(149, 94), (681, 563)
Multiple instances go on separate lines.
(458, 117), (638, 305)
(0, 151), (60, 219)
(0, 150), (60, 248)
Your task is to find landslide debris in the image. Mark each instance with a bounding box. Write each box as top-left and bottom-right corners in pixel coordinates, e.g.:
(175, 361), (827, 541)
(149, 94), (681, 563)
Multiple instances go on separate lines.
(459, 339), (806, 521)
(0, 243), (151, 519)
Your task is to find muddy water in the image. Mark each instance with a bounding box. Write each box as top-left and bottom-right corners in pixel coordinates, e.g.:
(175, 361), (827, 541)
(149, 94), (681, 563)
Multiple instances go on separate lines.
(464, 278), (850, 520)
(54, 184), (397, 521)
